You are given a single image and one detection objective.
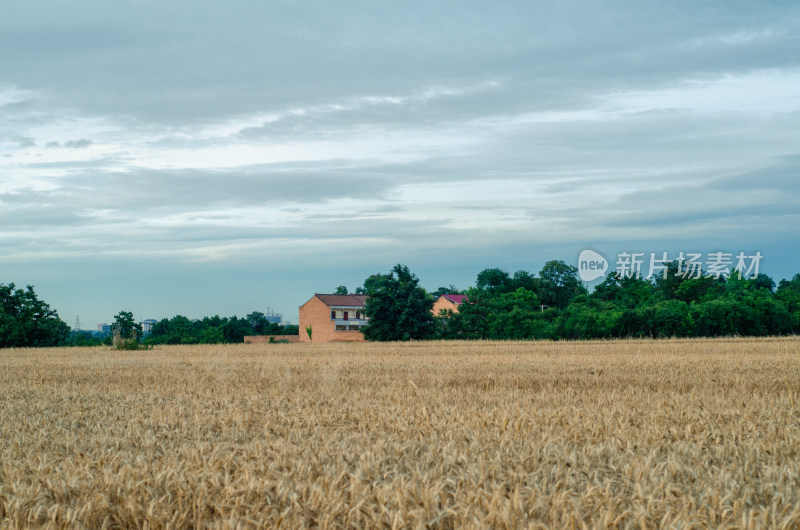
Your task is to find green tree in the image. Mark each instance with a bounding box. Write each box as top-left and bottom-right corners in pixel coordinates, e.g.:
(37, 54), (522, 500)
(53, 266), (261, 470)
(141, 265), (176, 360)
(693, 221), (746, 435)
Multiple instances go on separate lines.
(112, 311), (141, 339)
(334, 286), (349, 295)
(362, 264), (434, 341)
(654, 261), (687, 299)
(431, 285), (462, 298)
(592, 273), (654, 307)
(652, 300), (690, 337)
(356, 274), (385, 295)
(555, 298), (611, 339)
(149, 315), (194, 344)
(145, 312), (298, 345)
(674, 276), (716, 303)
(282, 324), (300, 335)
(776, 274), (800, 332)
(475, 268), (512, 296)
(221, 316), (251, 343)
(538, 260), (587, 308)
(0, 283), (70, 347)
(511, 270), (539, 292)
(198, 326), (224, 344)
(750, 273), (776, 292)
(111, 311), (144, 349)
(485, 287), (542, 339)
(403, 262), (800, 341)
(443, 286), (490, 339)
(69, 330), (103, 347)
(246, 311), (270, 335)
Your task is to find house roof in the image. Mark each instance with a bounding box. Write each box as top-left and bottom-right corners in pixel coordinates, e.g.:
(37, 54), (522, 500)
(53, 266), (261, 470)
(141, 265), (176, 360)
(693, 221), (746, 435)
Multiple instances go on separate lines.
(440, 294), (468, 305)
(314, 294), (368, 307)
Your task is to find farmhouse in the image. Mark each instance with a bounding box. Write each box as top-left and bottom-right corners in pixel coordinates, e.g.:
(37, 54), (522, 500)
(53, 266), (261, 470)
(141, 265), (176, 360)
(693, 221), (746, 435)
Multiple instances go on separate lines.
(299, 294), (368, 343)
(432, 294), (468, 315)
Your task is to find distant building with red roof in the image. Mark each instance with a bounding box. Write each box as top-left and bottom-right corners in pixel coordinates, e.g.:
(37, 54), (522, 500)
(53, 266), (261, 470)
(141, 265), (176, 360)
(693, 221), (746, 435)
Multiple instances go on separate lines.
(432, 294), (468, 316)
(299, 294), (368, 343)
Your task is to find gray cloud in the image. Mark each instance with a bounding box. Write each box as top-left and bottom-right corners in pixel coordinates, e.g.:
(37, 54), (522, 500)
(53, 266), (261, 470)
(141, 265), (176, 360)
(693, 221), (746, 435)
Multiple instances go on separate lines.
(2, 1), (797, 124)
(11, 135), (35, 147)
(706, 154), (800, 193)
(62, 138), (92, 148)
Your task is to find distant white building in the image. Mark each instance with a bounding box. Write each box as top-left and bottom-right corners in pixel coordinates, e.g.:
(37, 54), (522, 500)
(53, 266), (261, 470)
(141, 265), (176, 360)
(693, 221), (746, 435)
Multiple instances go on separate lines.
(141, 319), (158, 333)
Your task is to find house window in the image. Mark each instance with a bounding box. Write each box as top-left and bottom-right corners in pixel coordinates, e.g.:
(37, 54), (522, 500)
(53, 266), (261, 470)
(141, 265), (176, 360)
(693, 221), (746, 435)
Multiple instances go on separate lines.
(356, 311), (361, 319)
(343, 311), (349, 321)
(331, 310), (336, 319)
(335, 325), (347, 331)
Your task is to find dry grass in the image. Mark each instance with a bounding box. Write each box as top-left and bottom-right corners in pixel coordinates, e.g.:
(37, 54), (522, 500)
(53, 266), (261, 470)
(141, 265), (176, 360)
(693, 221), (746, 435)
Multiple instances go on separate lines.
(1, 337), (799, 528)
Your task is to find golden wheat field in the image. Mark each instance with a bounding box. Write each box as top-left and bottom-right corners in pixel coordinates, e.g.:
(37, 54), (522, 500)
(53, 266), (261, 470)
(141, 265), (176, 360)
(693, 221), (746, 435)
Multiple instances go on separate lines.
(1, 338), (799, 529)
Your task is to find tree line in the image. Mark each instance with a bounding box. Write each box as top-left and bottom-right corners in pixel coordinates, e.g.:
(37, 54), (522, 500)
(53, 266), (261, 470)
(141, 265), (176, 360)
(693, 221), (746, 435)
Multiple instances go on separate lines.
(357, 262), (800, 341)
(3, 260), (800, 347)
(0, 285), (301, 348)
(75, 312), (302, 347)
(0, 283), (70, 347)
(145, 313), (299, 345)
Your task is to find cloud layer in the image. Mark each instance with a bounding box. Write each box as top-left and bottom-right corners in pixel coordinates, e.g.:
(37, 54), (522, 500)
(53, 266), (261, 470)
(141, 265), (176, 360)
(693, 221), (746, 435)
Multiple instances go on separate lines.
(2, 0), (799, 326)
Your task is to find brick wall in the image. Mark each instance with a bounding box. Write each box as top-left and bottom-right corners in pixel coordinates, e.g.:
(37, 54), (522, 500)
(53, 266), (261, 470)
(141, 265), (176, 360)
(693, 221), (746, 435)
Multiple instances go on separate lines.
(432, 297), (460, 316)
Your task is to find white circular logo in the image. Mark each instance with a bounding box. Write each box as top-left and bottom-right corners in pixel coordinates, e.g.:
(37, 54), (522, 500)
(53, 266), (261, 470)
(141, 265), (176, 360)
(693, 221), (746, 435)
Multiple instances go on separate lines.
(578, 249), (608, 282)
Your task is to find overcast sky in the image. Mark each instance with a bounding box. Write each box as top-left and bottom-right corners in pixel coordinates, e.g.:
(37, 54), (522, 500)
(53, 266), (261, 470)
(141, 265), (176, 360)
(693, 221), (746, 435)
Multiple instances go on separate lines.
(2, 1), (799, 328)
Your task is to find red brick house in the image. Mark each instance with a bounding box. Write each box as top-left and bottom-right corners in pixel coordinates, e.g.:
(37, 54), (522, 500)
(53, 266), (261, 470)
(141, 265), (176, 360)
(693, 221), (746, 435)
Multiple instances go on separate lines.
(432, 294), (468, 315)
(299, 294), (368, 343)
